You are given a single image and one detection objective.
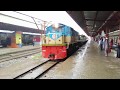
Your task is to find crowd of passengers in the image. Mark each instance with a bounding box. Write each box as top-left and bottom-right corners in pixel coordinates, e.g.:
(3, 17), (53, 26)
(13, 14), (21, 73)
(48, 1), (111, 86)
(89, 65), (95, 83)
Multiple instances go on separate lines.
(97, 34), (120, 58)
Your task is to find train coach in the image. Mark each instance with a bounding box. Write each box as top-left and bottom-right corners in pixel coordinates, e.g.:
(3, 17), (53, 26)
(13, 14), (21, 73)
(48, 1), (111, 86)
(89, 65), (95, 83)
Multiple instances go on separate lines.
(109, 30), (120, 44)
(109, 30), (120, 49)
(42, 23), (87, 60)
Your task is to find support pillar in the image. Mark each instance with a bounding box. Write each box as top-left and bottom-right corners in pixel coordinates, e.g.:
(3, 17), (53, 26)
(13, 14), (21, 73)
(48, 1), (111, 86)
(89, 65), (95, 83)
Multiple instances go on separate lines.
(8, 31), (22, 48)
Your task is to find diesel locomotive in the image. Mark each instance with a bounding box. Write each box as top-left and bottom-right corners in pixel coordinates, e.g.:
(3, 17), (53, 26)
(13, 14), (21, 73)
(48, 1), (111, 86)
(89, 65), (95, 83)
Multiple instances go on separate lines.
(42, 23), (87, 60)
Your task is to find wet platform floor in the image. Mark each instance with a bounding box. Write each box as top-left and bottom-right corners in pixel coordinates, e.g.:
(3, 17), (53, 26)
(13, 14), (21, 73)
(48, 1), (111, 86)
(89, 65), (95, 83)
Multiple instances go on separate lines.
(41, 40), (120, 79)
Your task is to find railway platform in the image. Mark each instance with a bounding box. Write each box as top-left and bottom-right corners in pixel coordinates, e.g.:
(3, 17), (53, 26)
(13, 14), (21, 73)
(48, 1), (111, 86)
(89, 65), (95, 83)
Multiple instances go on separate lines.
(0, 45), (41, 56)
(1, 40), (120, 79)
(40, 40), (120, 79)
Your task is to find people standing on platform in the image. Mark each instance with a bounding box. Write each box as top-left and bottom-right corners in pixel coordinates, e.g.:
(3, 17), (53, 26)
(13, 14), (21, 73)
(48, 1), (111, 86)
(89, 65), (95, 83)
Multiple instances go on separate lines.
(6, 37), (11, 46)
(116, 35), (120, 58)
(19, 38), (22, 48)
(102, 36), (106, 50)
(33, 38), (36, 46)
(98, 37), (103, 51)
(104, 37), (109, 56)
(109, 38), (113, 52)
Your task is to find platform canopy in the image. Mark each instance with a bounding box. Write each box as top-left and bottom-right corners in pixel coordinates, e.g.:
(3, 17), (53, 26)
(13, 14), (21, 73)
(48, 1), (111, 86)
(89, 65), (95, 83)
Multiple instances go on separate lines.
(67, 11), (120, 37)
(0, 11), (44, 34)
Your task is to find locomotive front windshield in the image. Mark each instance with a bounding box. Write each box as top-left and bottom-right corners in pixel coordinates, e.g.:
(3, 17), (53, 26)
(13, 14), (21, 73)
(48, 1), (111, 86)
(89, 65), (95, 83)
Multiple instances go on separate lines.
(46, 24), (64, 40)
(46, 24), (64, 33)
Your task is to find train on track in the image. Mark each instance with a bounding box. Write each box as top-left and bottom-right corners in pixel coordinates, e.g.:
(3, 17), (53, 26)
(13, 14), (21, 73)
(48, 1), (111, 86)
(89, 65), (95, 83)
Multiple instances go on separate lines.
(42, 23), (88, 60)
(109, 30), (120, 49)
(0, 31), (41, 47)
(109, 30), (120, 44)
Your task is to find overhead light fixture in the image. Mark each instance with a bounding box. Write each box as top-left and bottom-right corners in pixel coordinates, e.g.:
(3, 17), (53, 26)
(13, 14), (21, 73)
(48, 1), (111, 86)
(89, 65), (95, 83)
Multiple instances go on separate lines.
(23, 32), (41, 35)
(0, 30), (15, 33)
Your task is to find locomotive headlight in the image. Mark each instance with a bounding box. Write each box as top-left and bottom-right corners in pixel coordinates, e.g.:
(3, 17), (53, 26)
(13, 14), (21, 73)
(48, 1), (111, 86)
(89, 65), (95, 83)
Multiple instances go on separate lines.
(54, 23), (59, 28)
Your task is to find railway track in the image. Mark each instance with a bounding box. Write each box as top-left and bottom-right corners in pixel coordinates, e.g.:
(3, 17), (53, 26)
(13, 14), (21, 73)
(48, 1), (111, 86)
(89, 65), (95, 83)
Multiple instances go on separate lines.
(12, 43), (86, 79)
(13, 60), (60, 79)
(0, 48), (41, 63)
(0, 47), (40, 57)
